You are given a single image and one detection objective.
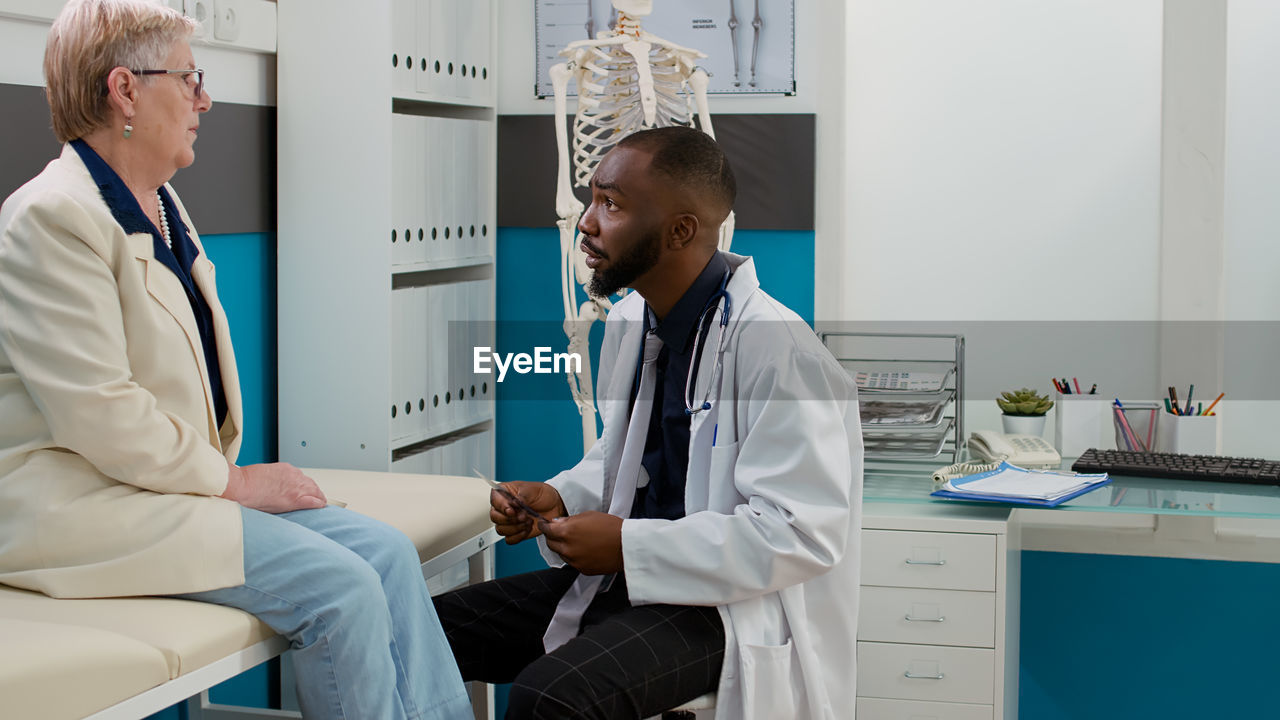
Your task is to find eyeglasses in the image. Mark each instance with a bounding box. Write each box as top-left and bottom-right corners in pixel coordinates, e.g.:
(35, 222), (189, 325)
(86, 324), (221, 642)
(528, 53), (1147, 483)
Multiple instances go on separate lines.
(130, 68), (205, 99)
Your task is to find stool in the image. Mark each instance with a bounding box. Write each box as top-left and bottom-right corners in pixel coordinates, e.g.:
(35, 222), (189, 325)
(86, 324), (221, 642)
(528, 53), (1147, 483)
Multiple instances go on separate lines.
(658, 691), (716, 719)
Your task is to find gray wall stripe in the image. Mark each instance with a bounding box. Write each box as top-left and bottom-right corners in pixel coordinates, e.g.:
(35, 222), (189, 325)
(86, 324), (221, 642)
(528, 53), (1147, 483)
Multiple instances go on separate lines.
(497, 114), (815, 230)
(0, 83), (275, 236)
(7, 84), (813, 236)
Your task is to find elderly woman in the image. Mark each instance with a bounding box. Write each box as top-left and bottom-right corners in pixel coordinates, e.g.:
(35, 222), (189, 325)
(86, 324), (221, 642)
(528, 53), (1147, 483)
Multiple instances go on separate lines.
(0, 2), (471, 718)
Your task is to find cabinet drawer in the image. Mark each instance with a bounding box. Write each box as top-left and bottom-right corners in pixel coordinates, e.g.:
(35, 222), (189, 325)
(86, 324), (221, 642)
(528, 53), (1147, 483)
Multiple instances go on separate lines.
(859, 587), (996, 647)
(861, 530), (996, 591)
(857, 642), (994, 704)
(856, 697), (993, 720)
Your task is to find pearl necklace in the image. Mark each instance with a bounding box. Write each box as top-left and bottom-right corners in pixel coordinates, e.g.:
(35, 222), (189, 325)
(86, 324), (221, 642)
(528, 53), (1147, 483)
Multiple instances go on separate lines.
(156, 191), (171, 249)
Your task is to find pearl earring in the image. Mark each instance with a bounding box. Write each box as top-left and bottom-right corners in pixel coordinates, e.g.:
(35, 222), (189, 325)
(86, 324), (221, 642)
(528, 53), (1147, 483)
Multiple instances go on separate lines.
(123, 119), (133, 139)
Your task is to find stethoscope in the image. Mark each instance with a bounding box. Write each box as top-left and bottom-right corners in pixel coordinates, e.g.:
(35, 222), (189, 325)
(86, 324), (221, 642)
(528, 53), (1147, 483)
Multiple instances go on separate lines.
(684, 270), (733, 416)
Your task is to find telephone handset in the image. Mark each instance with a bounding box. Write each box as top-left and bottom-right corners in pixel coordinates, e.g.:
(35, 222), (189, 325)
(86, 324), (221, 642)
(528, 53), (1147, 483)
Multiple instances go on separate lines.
(967, 430), (1061, 469)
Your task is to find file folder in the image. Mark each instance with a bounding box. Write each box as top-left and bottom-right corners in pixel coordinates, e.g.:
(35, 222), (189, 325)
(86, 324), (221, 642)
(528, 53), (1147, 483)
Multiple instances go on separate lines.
(411, 285), (430, 438)
(454, 0), (474, 101)
(439, 118), (458, 262)
(930, 461), (1111, 507)
(391, 0), (415, 99)
(466, 120), (481, 258)
(411, 0), (431, 96)
(429, 0), (457, 99)
(390, 287), (410, 441)
(469, 0), (492, 102)
(426, 282), (447, 435)
(390, 114), (410, 267)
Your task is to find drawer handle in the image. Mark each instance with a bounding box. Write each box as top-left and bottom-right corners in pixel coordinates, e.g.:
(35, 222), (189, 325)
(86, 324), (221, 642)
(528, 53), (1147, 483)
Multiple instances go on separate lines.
(904, 614), (946, 623)
(904, 670), (945, 680)
(904, 559), (946, 566)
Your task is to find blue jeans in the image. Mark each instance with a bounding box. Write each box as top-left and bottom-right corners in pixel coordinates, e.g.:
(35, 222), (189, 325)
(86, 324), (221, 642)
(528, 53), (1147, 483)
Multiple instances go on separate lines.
(177, 506), (471, 720)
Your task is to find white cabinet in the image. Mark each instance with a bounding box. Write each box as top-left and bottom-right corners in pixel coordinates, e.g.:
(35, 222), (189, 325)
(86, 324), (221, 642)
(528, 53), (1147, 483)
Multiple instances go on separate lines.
(857, 505), (1020, 720)
(277, 0), (495, 474)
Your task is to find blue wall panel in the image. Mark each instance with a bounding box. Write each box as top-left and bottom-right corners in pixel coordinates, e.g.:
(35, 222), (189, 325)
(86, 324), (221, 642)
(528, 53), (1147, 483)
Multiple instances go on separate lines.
(1020, 550), (1280, 718)
(203, 232), (278, 467)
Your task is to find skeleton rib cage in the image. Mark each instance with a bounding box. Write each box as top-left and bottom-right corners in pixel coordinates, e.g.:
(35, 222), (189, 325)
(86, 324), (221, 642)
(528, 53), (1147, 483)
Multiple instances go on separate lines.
(569, 42), (698, 187)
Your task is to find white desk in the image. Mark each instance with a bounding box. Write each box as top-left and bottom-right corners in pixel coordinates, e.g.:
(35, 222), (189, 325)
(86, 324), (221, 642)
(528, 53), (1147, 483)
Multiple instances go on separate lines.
(856, 467), (1280, 720)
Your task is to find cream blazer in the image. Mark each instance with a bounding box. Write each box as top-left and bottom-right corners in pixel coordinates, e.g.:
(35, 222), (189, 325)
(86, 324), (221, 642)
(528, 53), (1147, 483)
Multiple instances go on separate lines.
(0, 144), (245, 598)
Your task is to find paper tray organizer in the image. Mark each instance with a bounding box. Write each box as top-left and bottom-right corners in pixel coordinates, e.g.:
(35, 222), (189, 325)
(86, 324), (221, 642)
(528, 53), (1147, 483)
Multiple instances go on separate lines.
(820, 332), (965, 463)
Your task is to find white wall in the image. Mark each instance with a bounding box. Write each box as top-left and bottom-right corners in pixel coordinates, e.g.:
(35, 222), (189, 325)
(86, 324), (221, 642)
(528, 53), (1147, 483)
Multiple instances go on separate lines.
(833, 0), (1280, 459)
(1224, 0), (1280, 322)
(0, 0), (276, 107)
(840, 0), (1163, 322)
(1219, 0), (1280, 458)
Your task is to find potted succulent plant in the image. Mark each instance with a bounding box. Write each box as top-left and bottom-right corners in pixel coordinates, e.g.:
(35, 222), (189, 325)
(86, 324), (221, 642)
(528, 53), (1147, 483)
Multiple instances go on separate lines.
(997, 387), (1055, 436)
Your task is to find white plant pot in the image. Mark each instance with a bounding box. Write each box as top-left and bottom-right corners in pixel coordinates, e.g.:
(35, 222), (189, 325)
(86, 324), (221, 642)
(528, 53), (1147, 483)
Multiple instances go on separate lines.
(1001, 414), (1047, 437)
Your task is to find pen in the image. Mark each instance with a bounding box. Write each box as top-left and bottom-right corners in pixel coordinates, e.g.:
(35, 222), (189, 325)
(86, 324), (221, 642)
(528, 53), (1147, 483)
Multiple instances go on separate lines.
(1089, 383), (1097, 395)
(1164, 398), (1172, 414)
(1073, 377), (1082, 394)
(1168, 386), (1181, 416)
(1113, 399), (1147, 452)
(478, 474), (550, 524)
(1185, 384), (1194, 416)
(712, 423), (718, 446)
(1202, 392), (1225, 416)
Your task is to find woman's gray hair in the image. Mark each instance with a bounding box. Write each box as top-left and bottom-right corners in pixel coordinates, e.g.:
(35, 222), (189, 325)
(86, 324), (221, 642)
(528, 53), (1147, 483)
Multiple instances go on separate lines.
(44, 0), (195, 142)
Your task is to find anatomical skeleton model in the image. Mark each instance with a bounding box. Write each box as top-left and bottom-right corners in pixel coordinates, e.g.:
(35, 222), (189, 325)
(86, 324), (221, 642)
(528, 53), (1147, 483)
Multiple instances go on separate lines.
(726, 0), (764, 87)
(552, 0), (735, 451)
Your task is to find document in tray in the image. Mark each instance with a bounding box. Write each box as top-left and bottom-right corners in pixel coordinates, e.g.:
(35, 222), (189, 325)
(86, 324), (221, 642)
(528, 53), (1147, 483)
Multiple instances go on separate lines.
(931, 461), (1111, 507)
(855, 370), (949, 392)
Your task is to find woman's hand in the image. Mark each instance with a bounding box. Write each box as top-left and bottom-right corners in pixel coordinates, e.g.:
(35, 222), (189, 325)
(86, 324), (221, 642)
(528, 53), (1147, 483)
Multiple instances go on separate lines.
(490, 481), (566, 544)
(221, 462), (327, 513)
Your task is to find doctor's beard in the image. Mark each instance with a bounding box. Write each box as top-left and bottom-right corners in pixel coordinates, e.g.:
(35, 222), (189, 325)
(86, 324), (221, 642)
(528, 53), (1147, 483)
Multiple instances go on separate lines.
(587, 227), (662, 298)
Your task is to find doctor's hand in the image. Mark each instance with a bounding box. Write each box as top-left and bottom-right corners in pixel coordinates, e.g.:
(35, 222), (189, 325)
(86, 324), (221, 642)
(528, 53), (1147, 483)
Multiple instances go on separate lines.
(221, 462), (327, 514)
(540, 511), (623, 575)
(490, 481), (566, 544)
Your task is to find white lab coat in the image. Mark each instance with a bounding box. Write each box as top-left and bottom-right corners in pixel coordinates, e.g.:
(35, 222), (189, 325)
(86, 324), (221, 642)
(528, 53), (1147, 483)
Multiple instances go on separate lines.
(541, 253), (863, 720)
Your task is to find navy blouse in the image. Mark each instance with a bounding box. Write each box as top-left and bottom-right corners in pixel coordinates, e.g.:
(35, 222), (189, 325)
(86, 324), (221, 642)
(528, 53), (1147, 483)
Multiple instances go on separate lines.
(71, 139), (228, 429)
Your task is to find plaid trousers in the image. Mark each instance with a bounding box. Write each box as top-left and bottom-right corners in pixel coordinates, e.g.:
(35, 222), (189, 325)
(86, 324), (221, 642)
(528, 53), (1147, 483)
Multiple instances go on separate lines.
(433, 567), (724, 720)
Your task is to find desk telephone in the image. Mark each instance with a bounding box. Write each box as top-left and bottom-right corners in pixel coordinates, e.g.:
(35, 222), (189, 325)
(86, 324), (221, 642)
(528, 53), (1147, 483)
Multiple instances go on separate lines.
(931, 432), (1063, 489)
(968, 430), (1061, 469)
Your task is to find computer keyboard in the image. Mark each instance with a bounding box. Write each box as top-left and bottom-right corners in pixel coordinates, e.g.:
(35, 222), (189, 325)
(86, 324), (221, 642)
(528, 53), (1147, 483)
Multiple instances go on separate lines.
(1072, 448), (1280, 485)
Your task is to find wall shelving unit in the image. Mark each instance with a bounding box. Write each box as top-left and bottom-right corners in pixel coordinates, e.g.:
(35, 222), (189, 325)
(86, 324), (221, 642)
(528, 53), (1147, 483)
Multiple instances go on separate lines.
(277, 0), (496, 478)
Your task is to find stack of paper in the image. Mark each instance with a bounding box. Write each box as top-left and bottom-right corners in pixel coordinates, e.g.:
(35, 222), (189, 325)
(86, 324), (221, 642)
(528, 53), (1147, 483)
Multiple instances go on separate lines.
(931, 461), (1111, 507)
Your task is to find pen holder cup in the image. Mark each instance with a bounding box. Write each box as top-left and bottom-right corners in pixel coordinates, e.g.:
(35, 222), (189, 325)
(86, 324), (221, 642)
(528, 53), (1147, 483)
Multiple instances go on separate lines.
(1053, 394), (1110, 457)
(1156, 414), (1221, 455)
(1111, 402), (1162, 453)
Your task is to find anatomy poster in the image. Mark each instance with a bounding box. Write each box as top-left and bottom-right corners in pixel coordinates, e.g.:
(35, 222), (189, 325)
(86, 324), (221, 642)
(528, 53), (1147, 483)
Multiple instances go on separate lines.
(534, 0), (796, 96)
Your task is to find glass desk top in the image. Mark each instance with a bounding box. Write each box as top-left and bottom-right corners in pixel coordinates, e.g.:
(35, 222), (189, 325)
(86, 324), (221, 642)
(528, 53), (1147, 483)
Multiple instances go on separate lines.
(864, 463), (1280, 520)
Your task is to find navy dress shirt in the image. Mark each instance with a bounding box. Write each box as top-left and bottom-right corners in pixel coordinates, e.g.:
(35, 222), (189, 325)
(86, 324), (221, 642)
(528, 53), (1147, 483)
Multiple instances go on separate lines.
(71, 140), (228, 428)
(631, 252), (731, 521)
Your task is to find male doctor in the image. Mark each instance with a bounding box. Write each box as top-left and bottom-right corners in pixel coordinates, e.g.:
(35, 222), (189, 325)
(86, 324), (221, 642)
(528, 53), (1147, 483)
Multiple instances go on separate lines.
(434, 126), (862, 719)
